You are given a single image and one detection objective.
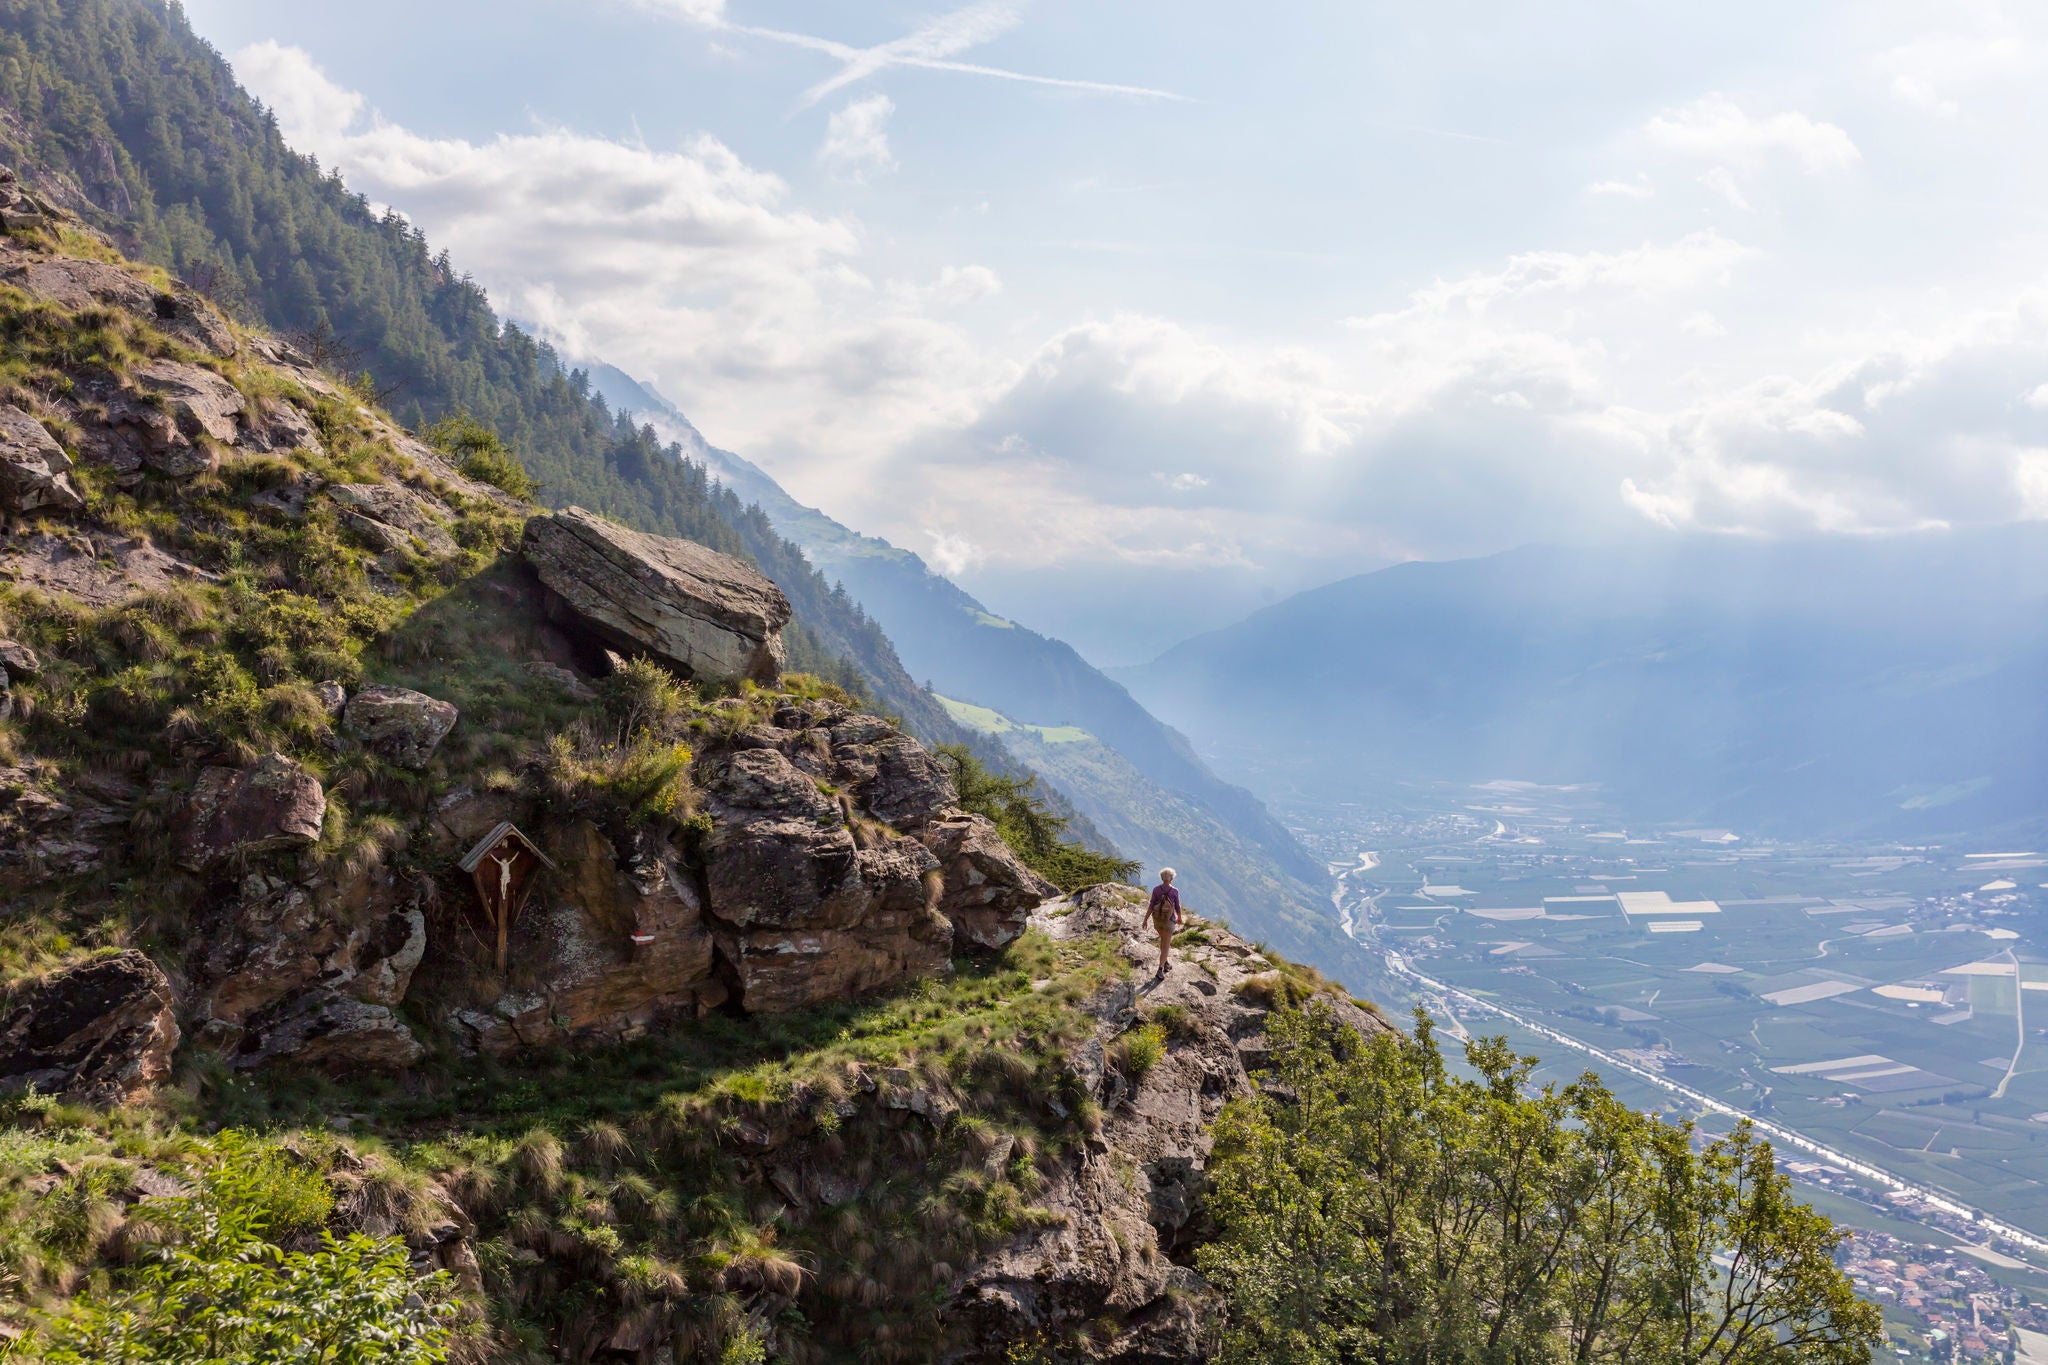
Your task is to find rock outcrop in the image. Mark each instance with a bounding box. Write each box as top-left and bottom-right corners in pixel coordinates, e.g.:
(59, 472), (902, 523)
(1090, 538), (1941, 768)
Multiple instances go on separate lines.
(0, 251), (237, 357)
(943, 886), (1391, 1362)
(343, 685), (459, 769)
(451, 822), (721, 1055)
(522, 507), (792, 685)
(919, 812), (1059, 949)
(329, 483), (458, 560)
(0, 403), (83, 513)
(0, 950), (181, 1103)
(177, 754), (327, 870)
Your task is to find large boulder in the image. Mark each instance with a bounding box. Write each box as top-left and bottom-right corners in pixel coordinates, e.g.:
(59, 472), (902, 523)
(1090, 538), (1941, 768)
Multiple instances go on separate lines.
(177, 754), (326, 870)
(130, 360), (245, 476)
(0, 950), (180, 1103)
(919, 812), (1058, 949)
(452, 822), (720, 1055)
(0, 404), (84, 513)
(522, 507), (791, 685)
(190, 872), (427, 1044)
(343, 684), (458, 768)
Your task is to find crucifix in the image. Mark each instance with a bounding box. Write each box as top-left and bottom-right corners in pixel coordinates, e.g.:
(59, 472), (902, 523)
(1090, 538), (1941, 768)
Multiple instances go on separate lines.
(458, 822), (556, 975)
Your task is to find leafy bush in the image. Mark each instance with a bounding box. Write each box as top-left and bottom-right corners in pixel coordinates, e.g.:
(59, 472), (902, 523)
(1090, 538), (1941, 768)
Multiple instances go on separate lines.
(27, 1134), (453, 1364)
(425, 413), (534, 500)
(936, 745), (1138, 892)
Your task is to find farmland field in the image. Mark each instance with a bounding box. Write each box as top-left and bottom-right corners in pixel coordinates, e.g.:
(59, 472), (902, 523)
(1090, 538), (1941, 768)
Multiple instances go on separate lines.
(1283, 782), (2048, 1244)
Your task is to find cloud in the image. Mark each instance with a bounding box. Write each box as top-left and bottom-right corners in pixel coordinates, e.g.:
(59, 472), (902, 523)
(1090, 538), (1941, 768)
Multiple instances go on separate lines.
(1587, 177), (1655, 200)
(1875, 30), (2040, 118)
(1696, 166), (1752, 212)
(228, 42), (1008, 489)
(645, 0), (1187, 109)
(820, 95), (897, 180)
(232, 40), (364, 156)
(1644, 94), (1860, 173)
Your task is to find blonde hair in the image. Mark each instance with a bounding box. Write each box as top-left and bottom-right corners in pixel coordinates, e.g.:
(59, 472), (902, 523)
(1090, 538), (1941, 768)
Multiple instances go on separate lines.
(1158, 868), (1176, 882)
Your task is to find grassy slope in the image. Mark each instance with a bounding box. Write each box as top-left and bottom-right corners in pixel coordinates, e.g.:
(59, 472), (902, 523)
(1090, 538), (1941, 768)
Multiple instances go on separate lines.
(0, 220), (1137, 1362)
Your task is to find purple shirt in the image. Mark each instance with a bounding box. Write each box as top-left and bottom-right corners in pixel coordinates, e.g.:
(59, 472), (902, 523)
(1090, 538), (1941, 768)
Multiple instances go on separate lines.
(1149, 883), (1181, 926)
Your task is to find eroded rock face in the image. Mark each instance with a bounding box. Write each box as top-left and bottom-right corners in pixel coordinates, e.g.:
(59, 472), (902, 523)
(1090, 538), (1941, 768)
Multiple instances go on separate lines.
(699, 744), (952, 1013)
(230, 994), (422, 1072)
(178, 754), (326, 870)
(0, 950), (180, 1103)
(919, 812), (1058, 950)
(522, 508), (792, 685)
(0, 532), (216, 608)
(0, 404), (83, 513)
(192, 873), (427, 1035)
(453, 821), (720, 1055)
(241, 398), (324, 457)
(343, 684), (458, 768)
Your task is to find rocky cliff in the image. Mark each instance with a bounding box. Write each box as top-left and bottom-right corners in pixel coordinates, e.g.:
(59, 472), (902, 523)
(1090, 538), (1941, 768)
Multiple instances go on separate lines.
(0, 192), (1393, 1361)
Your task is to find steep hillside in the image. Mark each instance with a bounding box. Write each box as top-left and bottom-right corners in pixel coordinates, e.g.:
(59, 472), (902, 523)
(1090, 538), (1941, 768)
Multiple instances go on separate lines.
(0, 207), (1272, 1360)
(587, 369), (1352, 977)
(1122, 534), (2048, 837)
(0, 0), (992, 759)
(937, 697), (1377, 982)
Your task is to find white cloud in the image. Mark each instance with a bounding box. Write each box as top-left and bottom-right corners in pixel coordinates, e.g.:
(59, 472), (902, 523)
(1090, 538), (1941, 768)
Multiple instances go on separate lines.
(1696, 166), (1752, 212)
(233, 40), (364, 157)
(820, 94), (897, 180)
(228, 43), (1008, 486)
(1165, 472), (1209, 491)
(1643, 94), (1860, 173)
(1682, 311), (1727, 339)
(1876, 30), (2039, 118)
(1587, 177), (1655, 200)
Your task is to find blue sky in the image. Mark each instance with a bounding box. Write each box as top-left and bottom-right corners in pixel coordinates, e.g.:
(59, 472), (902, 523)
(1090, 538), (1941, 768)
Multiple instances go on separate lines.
(182, 0), (2048, 661)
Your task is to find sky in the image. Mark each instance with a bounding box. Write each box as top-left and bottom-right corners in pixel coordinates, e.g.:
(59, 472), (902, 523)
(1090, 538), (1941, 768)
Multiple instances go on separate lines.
(181, 0), (2048, 664)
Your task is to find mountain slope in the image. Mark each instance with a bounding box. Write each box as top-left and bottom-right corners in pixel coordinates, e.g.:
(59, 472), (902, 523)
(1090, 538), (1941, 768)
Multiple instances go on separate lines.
(1120, 532), (2048, 837)
(936, 698), (1360, 973)
(586, 369), (1365, 978)
(0, 0), (978, 752)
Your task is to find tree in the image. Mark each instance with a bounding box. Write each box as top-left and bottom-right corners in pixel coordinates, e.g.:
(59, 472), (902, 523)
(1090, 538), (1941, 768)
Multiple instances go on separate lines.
(29, 1135), (455, 1364)
(936, 744), (1139, 892)
(1199, 1003), (1881, 1364)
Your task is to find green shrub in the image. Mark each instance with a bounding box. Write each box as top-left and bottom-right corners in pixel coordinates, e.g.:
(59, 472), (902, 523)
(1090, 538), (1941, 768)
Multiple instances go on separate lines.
(425, 412), (534, 500)
(1114, 1023), (1167, 1080)
(935, 745), (1139, 893)
(28, 1134), (451, 1365)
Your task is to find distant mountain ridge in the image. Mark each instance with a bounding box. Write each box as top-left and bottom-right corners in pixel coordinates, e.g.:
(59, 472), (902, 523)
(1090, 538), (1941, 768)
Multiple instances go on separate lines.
(1119, 531), (2048, 838)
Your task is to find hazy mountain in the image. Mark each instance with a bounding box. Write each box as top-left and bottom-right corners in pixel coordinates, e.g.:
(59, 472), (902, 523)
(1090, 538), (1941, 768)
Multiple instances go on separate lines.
(1118, 530), (2048, 838)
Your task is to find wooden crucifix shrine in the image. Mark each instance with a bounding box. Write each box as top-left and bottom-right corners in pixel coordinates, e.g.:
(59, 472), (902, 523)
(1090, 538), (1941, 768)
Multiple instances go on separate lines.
(459, 822), (555, 974)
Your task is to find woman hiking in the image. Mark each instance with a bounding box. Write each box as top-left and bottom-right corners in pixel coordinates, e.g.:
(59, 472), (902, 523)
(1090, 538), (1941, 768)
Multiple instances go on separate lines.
(1148, 868), (1184, 979)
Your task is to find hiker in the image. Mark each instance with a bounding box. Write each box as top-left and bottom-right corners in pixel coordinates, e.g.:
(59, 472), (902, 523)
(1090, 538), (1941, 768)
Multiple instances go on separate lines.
(1148, 868), (1184, 978)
